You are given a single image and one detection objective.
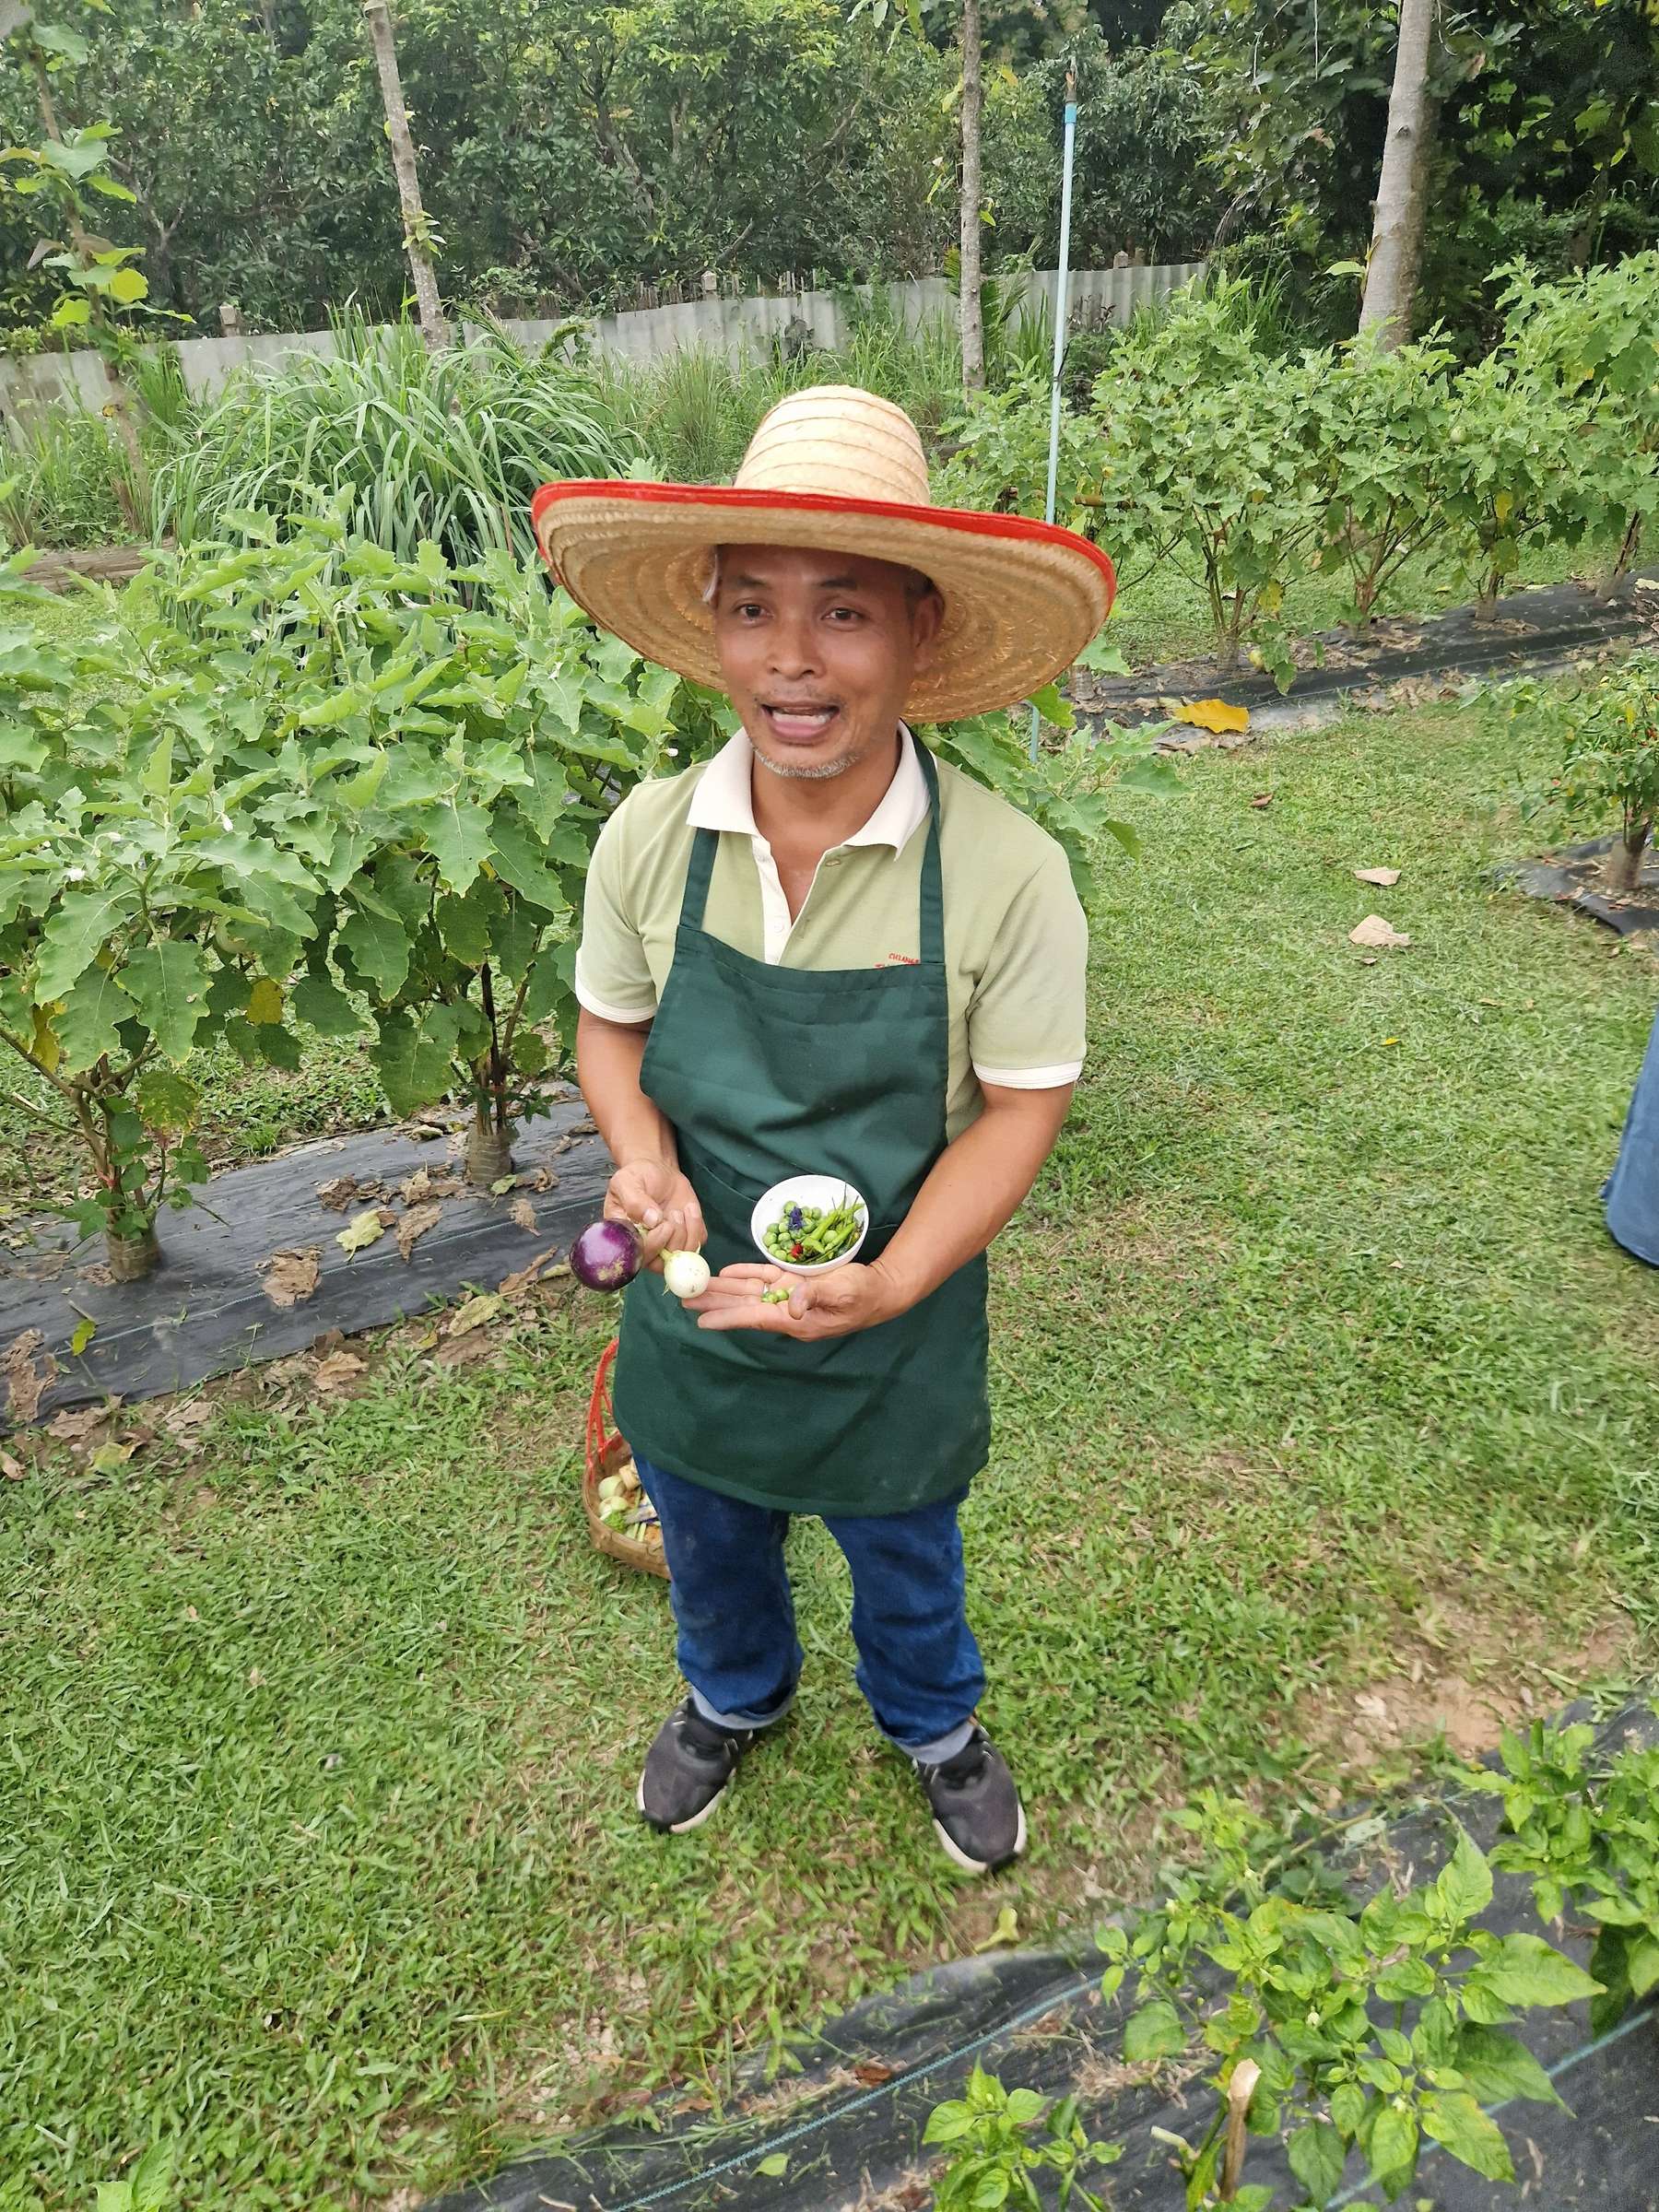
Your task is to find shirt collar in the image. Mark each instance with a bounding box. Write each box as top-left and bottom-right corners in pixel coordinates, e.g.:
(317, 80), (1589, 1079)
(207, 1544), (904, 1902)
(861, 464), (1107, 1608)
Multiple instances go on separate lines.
(686, 724), (929, 854)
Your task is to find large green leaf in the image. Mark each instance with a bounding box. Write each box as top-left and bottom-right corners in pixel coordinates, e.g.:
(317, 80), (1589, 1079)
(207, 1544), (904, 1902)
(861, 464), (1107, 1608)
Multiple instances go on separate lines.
(37, 887), (138, 1001)
(1452, 2025), (1563, 2109)
(420, 797), (495, 894)
(291, 971), (365, 1038)
(54, 966), (128, 1073)
(371, 1005), (459, 1117)
(489, 813), (571, 917)
(1419, 2091), (1514, 2183)
(435, 880), (503, 967)
(1470, 1932), (1602, 2011)
(338, 905), (411, 1000)
(1367, 2103), (1418, 2189)
(1122, 2001), (1184, 2064)
(1432, 1830), (1494, 1926)
(117, 941), (211, 1063)
(1287, 2120), (1346, 2206)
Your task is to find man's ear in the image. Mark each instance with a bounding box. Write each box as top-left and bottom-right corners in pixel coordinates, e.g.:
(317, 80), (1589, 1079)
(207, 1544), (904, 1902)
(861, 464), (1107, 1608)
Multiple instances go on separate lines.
(909, 586), (945, 673)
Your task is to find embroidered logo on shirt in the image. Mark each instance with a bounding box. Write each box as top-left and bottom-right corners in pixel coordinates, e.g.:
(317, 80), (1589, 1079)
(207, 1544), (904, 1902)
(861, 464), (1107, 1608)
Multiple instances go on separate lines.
(875, 952), (920, 968)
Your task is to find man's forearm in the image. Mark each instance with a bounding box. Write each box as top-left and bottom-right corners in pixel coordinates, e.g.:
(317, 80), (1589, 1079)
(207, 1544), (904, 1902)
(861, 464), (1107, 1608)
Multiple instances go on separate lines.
(576, 1008), (678, 1171)
(869, 1087), (1073, 1318)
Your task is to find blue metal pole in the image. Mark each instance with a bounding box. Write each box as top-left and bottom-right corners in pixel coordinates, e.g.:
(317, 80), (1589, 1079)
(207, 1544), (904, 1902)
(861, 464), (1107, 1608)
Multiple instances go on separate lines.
(1030, 63), (1078, 762)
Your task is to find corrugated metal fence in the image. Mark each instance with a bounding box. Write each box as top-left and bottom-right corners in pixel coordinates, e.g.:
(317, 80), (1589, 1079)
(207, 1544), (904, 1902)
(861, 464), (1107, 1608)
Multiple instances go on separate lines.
(0, 263), (1205, 438)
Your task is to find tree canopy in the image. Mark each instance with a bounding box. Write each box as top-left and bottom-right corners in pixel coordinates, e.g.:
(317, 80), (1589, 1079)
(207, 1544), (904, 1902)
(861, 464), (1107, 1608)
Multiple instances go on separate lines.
(1, 0), (1653, 343)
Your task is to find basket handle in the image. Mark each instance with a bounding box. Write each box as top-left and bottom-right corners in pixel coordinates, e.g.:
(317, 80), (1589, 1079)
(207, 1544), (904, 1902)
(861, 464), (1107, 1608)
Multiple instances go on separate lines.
(585, 1336), (620, 1466)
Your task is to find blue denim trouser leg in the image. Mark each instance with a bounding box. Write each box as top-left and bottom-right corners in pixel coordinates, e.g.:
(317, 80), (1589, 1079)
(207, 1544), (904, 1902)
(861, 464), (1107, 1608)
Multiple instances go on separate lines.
(632, 1453), (985, 1762)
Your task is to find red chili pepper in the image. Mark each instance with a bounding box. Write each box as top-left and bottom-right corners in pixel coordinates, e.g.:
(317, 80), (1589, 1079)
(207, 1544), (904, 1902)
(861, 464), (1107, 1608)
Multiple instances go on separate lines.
(791, 1241), (805, 1259)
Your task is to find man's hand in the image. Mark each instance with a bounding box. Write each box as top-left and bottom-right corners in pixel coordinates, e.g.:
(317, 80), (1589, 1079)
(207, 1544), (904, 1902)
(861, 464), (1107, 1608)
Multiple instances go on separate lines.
(605, 1159), (706, 1271)
(683, 1261), (902, 1340)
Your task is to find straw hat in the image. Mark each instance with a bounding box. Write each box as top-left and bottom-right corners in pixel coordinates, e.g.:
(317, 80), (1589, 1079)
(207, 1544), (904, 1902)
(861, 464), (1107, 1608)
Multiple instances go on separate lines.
(531, 385), (1116, 724)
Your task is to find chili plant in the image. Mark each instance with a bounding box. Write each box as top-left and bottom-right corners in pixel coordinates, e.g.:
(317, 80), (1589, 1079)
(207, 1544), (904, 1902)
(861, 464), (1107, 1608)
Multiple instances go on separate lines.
(1429, 348), (1590, 622)
(1305, 333), (1458, 630)
(1520, 653), (1659, 895)
(1100, 1790), (1597, 2207)
(924, 2066), (1123, 2212)
(1470, 1717), (1659, 2034)
(1090, 283), (1324, 688)
(1498, 253), (1659, 593)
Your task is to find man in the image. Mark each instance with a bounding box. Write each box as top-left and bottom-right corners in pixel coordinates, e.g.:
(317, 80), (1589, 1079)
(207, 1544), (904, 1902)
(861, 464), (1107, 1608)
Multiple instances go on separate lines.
(533, 386), (1115, 1874)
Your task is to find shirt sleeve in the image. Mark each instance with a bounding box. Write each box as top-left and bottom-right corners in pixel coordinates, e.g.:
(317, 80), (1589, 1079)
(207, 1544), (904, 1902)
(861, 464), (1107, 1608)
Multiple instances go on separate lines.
(573, 799), (659, 1024)
(967, 844), (1088, 1088)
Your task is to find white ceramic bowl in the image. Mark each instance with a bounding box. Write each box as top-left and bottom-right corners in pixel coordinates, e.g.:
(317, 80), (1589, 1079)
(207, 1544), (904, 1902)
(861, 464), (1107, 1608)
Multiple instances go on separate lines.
(750, 1174), (869, 1273)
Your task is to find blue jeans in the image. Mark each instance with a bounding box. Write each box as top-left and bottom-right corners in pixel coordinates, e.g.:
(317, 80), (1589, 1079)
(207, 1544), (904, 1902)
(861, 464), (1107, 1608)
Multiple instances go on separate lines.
(631, 1453), (985, 1763)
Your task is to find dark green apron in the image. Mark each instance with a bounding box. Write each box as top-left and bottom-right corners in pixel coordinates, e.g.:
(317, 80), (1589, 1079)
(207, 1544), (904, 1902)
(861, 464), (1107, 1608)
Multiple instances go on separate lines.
(612, 743), (990, 1517)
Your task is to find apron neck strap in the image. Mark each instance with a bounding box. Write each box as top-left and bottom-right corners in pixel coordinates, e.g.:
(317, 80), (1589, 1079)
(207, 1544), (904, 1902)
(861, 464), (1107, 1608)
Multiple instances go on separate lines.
(680, 731), (946, 968)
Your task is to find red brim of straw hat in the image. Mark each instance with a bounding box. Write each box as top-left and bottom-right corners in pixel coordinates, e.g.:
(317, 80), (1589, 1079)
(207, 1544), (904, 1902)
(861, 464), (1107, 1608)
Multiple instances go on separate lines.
(531, 480), (1116, 725)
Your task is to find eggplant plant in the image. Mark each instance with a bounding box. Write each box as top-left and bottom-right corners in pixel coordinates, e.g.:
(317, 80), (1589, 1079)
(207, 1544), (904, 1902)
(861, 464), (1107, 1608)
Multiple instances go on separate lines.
(218, 533), (737, 1184)
(0, 556), (330, 1276)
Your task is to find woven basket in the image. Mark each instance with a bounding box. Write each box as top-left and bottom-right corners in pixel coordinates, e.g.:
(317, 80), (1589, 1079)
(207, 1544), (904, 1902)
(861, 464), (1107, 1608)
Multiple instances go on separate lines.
(583, 1337), (670, 1581)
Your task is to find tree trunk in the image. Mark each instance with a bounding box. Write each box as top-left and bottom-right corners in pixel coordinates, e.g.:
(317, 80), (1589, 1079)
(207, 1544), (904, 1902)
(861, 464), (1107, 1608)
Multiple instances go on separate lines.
(1606, 818), (1653, 896)
(361, 0), (449, 350)
(958, 0), (984, 392)
(1595, 506), (1644, 597)
(1358, 0), (1437, 351)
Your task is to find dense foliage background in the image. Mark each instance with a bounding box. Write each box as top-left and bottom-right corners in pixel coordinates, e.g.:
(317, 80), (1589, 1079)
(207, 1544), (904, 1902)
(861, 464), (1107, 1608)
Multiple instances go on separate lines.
(2, 0), (1654, 345)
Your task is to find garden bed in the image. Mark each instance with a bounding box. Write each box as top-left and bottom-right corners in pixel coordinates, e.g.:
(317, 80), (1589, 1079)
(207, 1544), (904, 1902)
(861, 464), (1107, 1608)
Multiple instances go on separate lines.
(426, 1698), (1659, 2212)
(1498, 837), (1659, 947)
(1075, 571), (1659, 737)
(0, 1097), (608, 1426)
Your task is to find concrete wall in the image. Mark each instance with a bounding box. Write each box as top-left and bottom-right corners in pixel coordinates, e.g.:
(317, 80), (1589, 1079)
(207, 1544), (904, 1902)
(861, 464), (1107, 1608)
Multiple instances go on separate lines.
(0, 264), (1205, 439)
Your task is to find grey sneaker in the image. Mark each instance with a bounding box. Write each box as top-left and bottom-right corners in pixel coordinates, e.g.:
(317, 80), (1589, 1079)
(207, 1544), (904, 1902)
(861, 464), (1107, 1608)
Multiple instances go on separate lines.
(638, 1697), (758, 1834)
(912, 1726), (1027, 1874)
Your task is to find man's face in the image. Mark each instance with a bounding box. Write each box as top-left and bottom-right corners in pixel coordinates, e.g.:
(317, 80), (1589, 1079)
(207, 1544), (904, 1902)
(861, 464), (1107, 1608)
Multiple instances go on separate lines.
(709, 544), (942, 782)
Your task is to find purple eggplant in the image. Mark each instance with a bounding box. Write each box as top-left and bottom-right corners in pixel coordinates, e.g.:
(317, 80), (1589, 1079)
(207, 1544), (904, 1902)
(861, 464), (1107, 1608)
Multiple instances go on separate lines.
(571, 1218), (643, 1293)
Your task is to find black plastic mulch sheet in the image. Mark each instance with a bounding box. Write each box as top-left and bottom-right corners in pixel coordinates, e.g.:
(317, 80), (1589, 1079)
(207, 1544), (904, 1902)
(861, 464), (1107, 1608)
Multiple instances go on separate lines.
(427, 1701), (1659, 2212)
(1075, 571), (1659, 735)
(1496, 837), (1659, 943)
(0, 1097), (610, 1425)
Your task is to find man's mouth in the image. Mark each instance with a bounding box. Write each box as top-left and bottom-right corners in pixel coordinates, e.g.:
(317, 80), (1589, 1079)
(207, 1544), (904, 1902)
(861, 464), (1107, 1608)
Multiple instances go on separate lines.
(759, 700), (841, 742)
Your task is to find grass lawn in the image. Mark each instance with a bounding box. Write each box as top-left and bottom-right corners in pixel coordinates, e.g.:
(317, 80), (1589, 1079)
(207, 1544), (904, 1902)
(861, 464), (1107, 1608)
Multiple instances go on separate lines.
(4, 677), (1656, 2211)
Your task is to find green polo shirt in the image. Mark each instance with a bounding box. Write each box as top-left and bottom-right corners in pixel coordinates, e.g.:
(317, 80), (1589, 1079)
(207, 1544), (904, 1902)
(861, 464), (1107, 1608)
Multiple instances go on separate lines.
(575, 729), (1088, 1142)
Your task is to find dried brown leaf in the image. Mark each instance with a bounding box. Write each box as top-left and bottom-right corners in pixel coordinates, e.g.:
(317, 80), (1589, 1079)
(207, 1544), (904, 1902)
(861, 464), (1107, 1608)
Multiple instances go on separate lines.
(259, 1246), (322, 1308)
(509, 1194), (538, 1234)
(1348, 913), (1411, 949)
(1, 1450), (24, 1480)
(500, 1247), (561, 1298)
(1, 1329), (57, 1421)
(448, 1292), (505, 1338)
(395, 1201), (443, 1261)
(313, 1350), (367, 1391)
(435, 1329), (497, 1368)
(47, 1405), (105, 1443)
(315, 1175), (360, 1211)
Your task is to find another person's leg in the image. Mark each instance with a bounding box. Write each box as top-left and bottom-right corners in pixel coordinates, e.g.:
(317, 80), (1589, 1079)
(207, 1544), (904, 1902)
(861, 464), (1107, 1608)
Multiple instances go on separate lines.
(632, 1453), (800, 1832)
(822, 1491), (1025, 1874)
